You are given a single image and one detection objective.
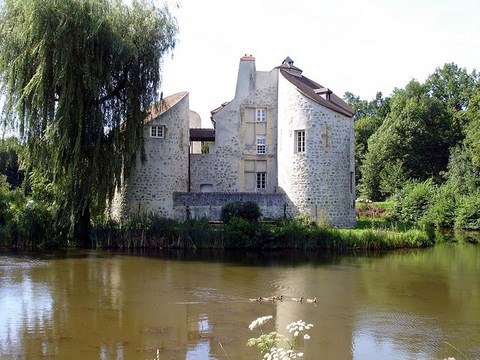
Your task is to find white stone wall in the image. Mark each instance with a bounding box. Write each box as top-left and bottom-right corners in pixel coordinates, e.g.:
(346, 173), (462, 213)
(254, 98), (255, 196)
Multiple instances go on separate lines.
(277, 75), (356, 227)
(190, 153), (217, 192)
(207, 57), (279, 193)
(172, 192), (286, 221)
(115, 92), (190, 219)
(189, 110), (202, 154)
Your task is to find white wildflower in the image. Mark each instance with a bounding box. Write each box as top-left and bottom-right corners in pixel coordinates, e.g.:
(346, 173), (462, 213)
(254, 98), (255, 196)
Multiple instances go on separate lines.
(249, 315), (273, 330)
(303, 334), (310, 340)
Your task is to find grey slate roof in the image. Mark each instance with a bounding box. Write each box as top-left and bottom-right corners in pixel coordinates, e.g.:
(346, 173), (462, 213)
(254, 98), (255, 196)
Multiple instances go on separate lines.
(279, 69), (354, 117)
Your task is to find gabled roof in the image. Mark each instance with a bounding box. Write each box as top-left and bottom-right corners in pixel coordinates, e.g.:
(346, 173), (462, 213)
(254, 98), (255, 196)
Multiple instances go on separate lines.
(279, 69), (354, 117)
(146, 91), (188, 123)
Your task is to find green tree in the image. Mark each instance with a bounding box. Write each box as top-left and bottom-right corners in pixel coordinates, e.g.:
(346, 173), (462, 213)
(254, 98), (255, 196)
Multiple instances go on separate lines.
(425, 63), (478, 113)
(360, 80), (459, 200)
(464, 90), (480, 168)
(344, 91), (390, 121)
(444, 146), (480, 196)
(347, 92), (390, 184)
(0, 0), (177, 243)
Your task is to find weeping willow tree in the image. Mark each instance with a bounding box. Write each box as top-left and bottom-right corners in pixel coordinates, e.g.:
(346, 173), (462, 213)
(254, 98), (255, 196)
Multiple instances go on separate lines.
(0, 0), (177, 244)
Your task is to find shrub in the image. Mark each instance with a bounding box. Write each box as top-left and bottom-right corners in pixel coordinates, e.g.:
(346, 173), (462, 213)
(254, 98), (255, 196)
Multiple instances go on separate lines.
(224, 216), (257, 248)
(454, 191), (480, 230)
(425, 183), (457, 228)
(220, 201), (261, 223)
(391, 180), (435, 222)
(15, 200), (55, 247)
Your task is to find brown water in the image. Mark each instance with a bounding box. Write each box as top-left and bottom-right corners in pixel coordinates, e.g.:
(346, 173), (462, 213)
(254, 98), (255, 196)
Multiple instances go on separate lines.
(0, 244), (479, 360)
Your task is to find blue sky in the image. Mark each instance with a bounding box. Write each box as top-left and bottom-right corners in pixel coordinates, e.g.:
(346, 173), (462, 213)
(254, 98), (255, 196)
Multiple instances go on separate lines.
(160, 0), (480, 125)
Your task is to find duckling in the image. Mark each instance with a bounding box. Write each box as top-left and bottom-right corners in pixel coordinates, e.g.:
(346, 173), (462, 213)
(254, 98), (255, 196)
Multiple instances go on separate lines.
(271, 295), (284, 301)
(291, 296), (303, 303)
(249, 297), (262, 302)
(306, 297), (317, 304)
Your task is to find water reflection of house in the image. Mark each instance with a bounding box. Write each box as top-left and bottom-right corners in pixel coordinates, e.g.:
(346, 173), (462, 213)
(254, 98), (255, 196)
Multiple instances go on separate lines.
(112, 55), (356, 228)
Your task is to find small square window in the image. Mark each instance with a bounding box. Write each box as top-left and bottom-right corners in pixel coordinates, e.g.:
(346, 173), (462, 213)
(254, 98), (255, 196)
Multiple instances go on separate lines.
(295, 130), (305, 153)
(256, 135), (266, 154)
(150, 125), (165, 138)
(256, 172), (267, 189)
(255, 108), (266, 122)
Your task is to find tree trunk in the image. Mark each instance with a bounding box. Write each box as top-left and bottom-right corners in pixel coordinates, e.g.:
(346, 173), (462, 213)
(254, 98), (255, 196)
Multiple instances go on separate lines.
(74, 205), (91, 247)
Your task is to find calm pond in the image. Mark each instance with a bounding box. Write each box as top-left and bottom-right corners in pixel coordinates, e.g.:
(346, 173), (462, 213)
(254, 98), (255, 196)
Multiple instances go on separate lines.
(0, 244), (479, 359)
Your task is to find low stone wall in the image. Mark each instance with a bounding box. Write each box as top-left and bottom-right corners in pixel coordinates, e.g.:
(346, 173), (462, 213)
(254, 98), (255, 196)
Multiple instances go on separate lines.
(172, 192), (286, 221)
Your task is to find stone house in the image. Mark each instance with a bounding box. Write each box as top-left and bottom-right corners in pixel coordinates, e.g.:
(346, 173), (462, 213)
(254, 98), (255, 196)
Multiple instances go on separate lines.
(112, 55), (356, 228)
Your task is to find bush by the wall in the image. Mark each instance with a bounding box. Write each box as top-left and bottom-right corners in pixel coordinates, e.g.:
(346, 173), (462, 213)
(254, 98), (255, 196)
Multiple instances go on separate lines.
(220, 201), (262, 223)
(224, 216), (257, 248)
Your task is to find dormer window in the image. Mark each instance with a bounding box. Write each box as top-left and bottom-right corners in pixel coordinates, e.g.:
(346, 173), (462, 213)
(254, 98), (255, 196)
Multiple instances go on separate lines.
(314, 87), (332, 100)
(150, 125), (165, 138)
(255, 108), (266, 122)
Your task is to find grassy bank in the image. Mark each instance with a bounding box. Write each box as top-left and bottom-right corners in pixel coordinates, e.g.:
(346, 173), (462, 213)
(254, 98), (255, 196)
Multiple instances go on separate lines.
(89, 214), (436, 251)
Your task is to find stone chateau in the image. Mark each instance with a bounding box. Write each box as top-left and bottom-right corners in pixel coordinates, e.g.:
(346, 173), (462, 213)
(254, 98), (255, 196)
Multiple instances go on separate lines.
(112, 55), (356, 228)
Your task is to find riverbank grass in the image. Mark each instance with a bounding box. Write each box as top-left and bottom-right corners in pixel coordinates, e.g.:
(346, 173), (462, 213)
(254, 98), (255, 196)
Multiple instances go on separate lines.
(89, 213), (435, 251)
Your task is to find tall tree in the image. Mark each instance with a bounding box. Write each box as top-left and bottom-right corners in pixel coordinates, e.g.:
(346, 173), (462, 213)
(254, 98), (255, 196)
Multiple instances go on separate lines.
(464, 89), (480, 169)
(345, 91), (390, 184)
(426, 63), (478, 113)
(0, 0), (177, 243)
(360, 80), (459, 200)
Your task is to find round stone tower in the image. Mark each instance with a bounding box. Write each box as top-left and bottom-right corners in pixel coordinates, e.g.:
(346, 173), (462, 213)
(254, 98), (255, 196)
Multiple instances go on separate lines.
(276, 58), (356, 228)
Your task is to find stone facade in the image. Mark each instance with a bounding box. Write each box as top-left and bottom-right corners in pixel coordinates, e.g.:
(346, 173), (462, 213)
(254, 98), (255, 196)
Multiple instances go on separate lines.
(113, 56), (356, 228)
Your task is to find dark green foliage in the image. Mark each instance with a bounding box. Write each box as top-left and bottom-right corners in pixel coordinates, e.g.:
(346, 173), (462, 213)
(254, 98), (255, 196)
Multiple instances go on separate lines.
(445, 146), (480, 195)
(390, 180), (436, 223)
(220, 201), (262, 223)
(425, 183), (457, 228)
(360, 80), (458, 200)
(425, 63), (478, 113)
(178, 217), (222, 249)
(224, 216), (257, 248)
(353, 63), (478, 204)
(464, 90), (480, 169)
(92, 213), (180, 249)
(344, 91), (390, 121)
(454, 191), (480, 230)
(0, 138), (24, 188)
(378, 160), (410, 199)
(0, 176), (56, 248)
(90, 212), (435, 252)
(91, 215), (225, 249)
(347, 92), (390, 184)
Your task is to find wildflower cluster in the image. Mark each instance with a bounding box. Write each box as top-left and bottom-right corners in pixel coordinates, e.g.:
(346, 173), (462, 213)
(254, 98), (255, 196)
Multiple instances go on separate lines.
(286, 320), (313, 340)
(249, 315), (273, 330)
(247, 316), (313, 359)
